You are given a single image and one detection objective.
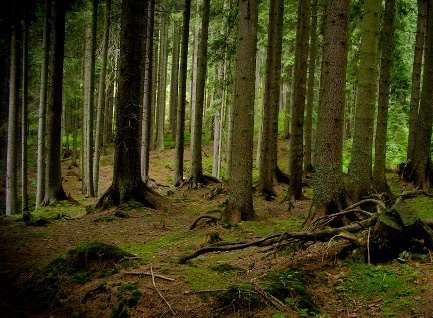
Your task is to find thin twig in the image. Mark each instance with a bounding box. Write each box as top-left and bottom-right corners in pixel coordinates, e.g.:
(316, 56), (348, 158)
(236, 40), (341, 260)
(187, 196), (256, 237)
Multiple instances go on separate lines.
(150, 266), (176, 315)
(122, 271), (175, 282)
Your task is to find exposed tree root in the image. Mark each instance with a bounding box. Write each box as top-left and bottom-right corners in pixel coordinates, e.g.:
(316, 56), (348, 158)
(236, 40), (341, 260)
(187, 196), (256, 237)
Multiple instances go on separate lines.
(181, 175), (221, 189)
(95, 183), (162, 210)
(189, 213), (221, 230)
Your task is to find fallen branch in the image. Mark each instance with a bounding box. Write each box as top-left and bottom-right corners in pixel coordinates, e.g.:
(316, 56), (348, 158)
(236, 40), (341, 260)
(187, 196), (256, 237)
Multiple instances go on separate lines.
(122, 271), (175, 282)
(189, 214), (221, 230)
(151, 266), (176, 315)
(179, 215), (378, 263)
(253, 284), (293, 313)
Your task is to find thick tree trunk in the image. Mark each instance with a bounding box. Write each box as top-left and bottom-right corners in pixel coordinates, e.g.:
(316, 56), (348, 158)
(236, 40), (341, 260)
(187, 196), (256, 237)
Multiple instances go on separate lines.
(407, 0), (428, 162)
(6, 25), (19, 216)
(405, 0), (433, 190)
(83, 0), (98, 198)
(224, 0), (258, 223)
(141, 0), (155, 181)
(93, 0), (111, 196)
(373, 0), (395, 193)
(190, 0), (210, 185)
(289, 0), (311, 199)
(348, 0), (380, 201)
(257, 0), (284, 198)
(304, 0), (318, 173)
(174, 0), (192, 186)
(21, 17), (29, 216)
(312, 0), (349, 216)
(169, 22), (180, 139)
(97, 0), (159, 209)
(44, 0), (67, 204)
(190, 20), (200, 138)
(156, 15), (169, 151)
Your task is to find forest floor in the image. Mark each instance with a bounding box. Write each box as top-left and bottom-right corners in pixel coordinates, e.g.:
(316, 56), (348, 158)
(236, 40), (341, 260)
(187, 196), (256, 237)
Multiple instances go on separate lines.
(1, 141), (433, 317)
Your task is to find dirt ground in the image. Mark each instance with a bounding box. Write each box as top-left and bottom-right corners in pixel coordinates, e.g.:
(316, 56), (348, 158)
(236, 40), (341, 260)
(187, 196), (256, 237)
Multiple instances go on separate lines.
(1, 144), (433, 318)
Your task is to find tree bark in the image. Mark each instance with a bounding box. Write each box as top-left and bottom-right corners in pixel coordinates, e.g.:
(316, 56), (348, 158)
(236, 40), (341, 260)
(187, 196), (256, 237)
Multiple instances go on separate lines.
(21, 16), (29, 216)
(289, 0), (311, 199)
(93, 0), (111, 196)
(373, 0), (396, 193)
(407, 0), (428, 162)
(174, 0), (192, 186)
(141, 0), (155, 181)
(44, 0), (67, 204)
(169, 21), (180, 139)
(257, 0), (284, 198)
(224, 0), (258, 223)
(190, 0), (210, 185)
(312, 0), (349, 215)
(83, 0), (98, 197)
(304, 0), (319, 172)
(6, 24), (19, 216)
(348, 0), (380, 201)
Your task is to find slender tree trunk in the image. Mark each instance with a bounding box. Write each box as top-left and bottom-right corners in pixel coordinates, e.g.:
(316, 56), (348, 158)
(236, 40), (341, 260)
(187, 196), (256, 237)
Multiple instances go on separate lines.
(289, 0), (311, 199)
(224, 0), (258, 223)
(257, 0), (284, 198)
(283, 65), (293, 140)
(304, 0), (318, 172)
(36, 0), (51, 209)
(44, 0), (67, 204)
(407, 0), (428, 162)
(190, 20), (200, 137)
(212, 63), (224, 178)
(150, 31), (158, 151)
(174, 0), (192, 186)
(169, 22), (180, 138)
(190, 0), (210, 185)
(96, 0), (159, 209)
(93, 0), (111, 196)
(405, 0), (433, 190)
(312, 0), (349, 216)
(373, 0), (395, 193)
(6, 24), (19, 216)
(21, 16), (29, 216)
(348, 0), (380, 200)
(83, 0), (97, 197)
(141, 0), (155, 181)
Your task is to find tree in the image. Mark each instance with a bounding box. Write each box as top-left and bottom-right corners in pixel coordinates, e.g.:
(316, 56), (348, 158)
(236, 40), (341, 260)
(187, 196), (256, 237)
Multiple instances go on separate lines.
(21, 15), (29, 216)
(373, 0), (396, 193)
(5, 23), (19, 216)
(141, 0), (155, 181)
(304, 0), (319, 172)
(348, 0), (380, 201)
(93, 0), (112, 196)
(224, 0), (258, 223)
(97, 0), (160, 209)
(82, 0), (98, 198)
(257, 0), (284, 198)
(312, 0), (349, 216)
(169, 21), (180, 139)
(288, 0), (311, 200)
(406, 0), (427, 162)
(403, 0), (433, 190)
(190, 0), (210, 186)
(44, 0), (67, 204)
(174, 0), (192, 186)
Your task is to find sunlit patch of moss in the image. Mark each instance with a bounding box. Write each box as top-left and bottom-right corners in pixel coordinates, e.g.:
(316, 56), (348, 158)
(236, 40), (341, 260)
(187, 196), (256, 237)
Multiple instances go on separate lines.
(404, 196), (433, 223)
(337, 263), (423, 317)
(238, 217), (304, 237)
(33, 201), (86, 220)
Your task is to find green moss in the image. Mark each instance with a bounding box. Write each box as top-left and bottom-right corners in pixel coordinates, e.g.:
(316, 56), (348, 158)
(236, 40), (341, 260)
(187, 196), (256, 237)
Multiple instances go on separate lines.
(118, 282), (143, 308)
(404, 196), (433, 223)
(33, 201), (86, 220)
(238, 217), (304, 237)
(338, 263), (422, 316)
(182, 262), (239, 291)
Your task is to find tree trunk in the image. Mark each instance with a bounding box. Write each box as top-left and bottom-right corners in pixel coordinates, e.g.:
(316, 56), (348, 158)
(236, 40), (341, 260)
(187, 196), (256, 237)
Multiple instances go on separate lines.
(212, 63), (224, 178)
(6, 24), (19, 216)
(312, 0), (349, 216)
(304, 0), (318, 173)
(283, 65), (293, 140)
(289, 0), (311, 200)
(174, 0), (192, 186)
(150, 31), (158, 151)
(96, 0), (159, 209)
(169, 22), (180, 139)
(407, 0), (428, 162)
(190, 0), (210, 185)
(405, 0), (433, 190)
(93, 0), (111, 196)
(44, 0), (67, 204)
(190, 19), (200, 138)
(141, 0), (155, 181)
(83, 0), (98, 198)
(348, 0), (380, 200)
(21, 16), (29, 216)
(156, 15), (169, 151)
(224, 0), (258, 223)
(257, 0), (284, 198)
(373, 0), (395, 193)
